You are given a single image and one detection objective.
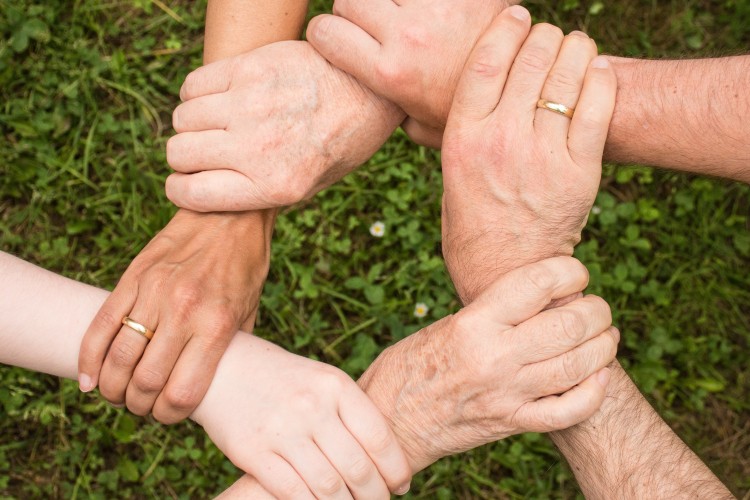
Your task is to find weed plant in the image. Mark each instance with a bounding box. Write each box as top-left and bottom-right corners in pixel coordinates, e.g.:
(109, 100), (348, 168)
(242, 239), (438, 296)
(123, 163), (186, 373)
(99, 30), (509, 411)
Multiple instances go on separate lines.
(1, 0), (748, 497)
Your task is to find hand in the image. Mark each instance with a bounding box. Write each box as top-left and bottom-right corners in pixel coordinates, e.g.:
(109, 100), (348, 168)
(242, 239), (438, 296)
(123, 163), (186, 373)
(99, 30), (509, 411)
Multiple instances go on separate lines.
(441, 10), (618, 303)
(78, 209), (272, 423)
(358, 257), (619, 472)
(307, 0), (520, 147)
(165, 40), (404, 212)
(191, 334), (412, 499)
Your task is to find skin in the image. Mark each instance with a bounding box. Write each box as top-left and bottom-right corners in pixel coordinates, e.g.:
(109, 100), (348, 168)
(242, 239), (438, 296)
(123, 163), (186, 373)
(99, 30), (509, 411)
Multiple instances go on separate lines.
(307, 1), (750, 182)
(78, 0), (311, 424)
(0, 251), (618, 498)
(165, 41), (402, 212)
(0, 251), (411, 499)
(221, 9), (620, 496)
(437, 7), (731, 497)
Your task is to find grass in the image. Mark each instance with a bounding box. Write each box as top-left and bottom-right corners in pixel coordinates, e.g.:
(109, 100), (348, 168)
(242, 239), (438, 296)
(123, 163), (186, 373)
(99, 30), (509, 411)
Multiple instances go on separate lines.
(1, 0), (749, 498)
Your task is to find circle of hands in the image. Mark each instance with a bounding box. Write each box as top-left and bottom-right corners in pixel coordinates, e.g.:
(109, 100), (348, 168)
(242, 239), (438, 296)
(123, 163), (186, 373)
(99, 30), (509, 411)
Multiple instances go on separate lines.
(77, 2), (621, 498)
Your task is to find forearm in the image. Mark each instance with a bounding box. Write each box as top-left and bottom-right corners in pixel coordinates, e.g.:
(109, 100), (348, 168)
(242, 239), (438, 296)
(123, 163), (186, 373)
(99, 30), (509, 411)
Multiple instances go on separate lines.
(604, 55), (750, 183)
(178, 0), (314, 236)
(0, 253), (106, 378)
(550, 361), (731, 498)
(204, 0), (309, 63)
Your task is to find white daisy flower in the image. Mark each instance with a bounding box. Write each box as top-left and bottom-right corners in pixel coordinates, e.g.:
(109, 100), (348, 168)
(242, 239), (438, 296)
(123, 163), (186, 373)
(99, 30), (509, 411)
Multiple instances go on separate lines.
(413, 302), (429, 318)
(591, 206), (602, 215)
(369, 221), (385, 238)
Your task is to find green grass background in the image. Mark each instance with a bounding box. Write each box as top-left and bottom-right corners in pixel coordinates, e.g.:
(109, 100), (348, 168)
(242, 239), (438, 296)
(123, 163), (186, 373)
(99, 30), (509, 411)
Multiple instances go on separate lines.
(1, 0), (748, 498)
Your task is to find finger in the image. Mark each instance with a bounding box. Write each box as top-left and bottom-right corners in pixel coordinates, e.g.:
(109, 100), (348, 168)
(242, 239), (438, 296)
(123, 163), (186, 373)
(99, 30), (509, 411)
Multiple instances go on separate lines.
(568, 55), (618, 169)
(499, 23), (564, 123)
(510, 294), (612, 364)
(534, 32), (597, 137)
(172, 93), (232, 133)
(401, 118), (443, 149)
(331, 0), (398, 41)
(98, 303), (157, 405)
(151, 317), (235, 424)
(314, 422), (390, 499)
(449, 5), (532, 122)
(523, 327), (619, 397)
(307, 15), (382, 91)
(465, 256), (590, 327)
(125, 320), (188, 416)
(246, 452), (316, 500)
(165, 171), (264, 212)
(179, 58), (234, 101)
(283, 442), (352, 500)
(78, 282), (137, 392)
(338, 386), (412, 494)
(214, 475), (276, 500)
(514, 367), (611, 433)
(166, 130), (237, 173)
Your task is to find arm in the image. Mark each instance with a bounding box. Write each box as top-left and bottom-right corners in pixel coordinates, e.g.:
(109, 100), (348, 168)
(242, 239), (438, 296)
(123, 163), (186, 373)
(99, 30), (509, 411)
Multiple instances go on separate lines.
(604, 56), (750, 183)
(77, 0), (310, 422)
(307, 4), (750, 183)
(204, 0), (309, 62)
(1, 251), (412, 498)
(437, 12), (732, 497)
(550, 362), (732, 498)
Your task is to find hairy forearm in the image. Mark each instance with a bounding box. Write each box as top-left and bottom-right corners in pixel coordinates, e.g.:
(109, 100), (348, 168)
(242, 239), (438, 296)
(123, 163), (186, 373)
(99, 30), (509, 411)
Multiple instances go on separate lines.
(604, 55), (750, 183)
(550, 362), (731, 499)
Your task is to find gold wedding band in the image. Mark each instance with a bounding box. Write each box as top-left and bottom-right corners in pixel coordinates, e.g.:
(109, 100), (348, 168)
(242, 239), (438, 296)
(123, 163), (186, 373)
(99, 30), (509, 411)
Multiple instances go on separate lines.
(122, 316), (154, 341)
(537, 99), (575, 119)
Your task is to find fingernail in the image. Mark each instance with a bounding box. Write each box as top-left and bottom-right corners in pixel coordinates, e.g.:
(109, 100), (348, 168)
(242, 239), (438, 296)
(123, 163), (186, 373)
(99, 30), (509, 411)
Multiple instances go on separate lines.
(610, 326), (621, 344)
(78, 374), (95, 393)
(395, 483), (411, 495)
(591, 56), (609, 69)
(508, 5), (530, 21)
(597, 368), (611, 387)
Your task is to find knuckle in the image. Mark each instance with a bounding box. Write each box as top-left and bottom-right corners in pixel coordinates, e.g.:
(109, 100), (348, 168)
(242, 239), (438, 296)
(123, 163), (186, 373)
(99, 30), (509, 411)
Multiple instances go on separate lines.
(346, 456), (375, 485)
(467, 44), (507, 78)
(517, 46), (554, 72)
(94, 307), (122, 332)
(108, 341), (140, 368)
(367, 423), (395, 455)
(132, 366), (168, 394)
(374, 60), (406, 87)
(561, 350), (586, 384)
(317, 474), (344, 496)
(558, 309), (586, 344)
(170, 283), (203, 317)
(546, 69), (580, 93)
(524, 263), (557, 294)
(163, 384), (202, 413)
(400, 25), (431, 50)
(277, 475), (308, 498)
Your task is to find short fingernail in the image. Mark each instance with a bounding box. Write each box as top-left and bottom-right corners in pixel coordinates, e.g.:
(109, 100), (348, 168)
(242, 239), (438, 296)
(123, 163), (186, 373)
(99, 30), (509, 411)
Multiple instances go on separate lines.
(610, 326), (621, 344)
(78, 373), (95, 393)
(591, 56), (609, 69)
(597, 368), (611, 387)
(395, 483), (411, 495)
(508, 5), (530, 21)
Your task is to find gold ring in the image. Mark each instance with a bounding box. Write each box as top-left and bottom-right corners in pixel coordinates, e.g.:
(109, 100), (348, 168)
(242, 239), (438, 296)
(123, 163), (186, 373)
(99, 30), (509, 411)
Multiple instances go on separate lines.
(121, 316), (154, 341)
(537, 99), (575, 119)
